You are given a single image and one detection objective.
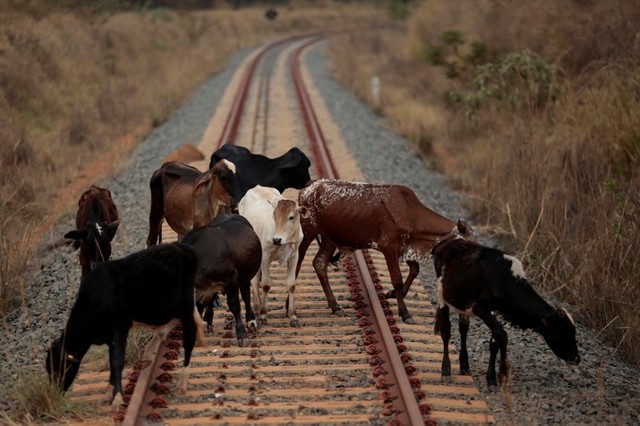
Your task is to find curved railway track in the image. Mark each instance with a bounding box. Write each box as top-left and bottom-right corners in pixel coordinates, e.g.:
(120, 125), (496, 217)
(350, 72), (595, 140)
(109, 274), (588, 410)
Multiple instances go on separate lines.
(69, 35), (494, 425)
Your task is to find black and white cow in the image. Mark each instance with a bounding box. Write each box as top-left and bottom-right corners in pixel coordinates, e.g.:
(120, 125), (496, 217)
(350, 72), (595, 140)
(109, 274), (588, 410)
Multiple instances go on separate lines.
(208, 144), (312, 203)
(432, 237), (581, 390)
(46, 243), (203, 406)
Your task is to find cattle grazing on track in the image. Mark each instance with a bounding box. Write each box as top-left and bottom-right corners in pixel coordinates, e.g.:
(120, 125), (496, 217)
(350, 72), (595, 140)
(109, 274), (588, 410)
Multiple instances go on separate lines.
(46, 243), (204, 407)
(238, 185), (305, 327)
(181, 214), (262, 347)
(296, 178), (476, 324)
(64, 185), (120, 277)
(208, 144), (312, 203)
(431, 237), (581, 389)
(146, 159), (240, 246)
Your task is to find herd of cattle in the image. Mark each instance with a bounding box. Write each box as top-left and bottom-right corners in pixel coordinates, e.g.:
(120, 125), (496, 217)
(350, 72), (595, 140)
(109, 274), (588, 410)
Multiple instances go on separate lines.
(46, 144), (581, 406)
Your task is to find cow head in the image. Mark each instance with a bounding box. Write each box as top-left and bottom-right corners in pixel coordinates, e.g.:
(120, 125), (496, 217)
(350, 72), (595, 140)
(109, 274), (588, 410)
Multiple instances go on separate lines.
(278, 148), (312, 189)
(46, 334), (81, 392)
(193, 159), (240, 227)
(272, 199), (303, 246)
(540, 307), (581, 365)
(64, 219), (120, 270)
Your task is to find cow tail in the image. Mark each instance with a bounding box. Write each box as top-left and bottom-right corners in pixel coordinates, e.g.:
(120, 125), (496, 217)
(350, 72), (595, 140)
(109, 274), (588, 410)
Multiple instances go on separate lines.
(434, 306), (443, 335)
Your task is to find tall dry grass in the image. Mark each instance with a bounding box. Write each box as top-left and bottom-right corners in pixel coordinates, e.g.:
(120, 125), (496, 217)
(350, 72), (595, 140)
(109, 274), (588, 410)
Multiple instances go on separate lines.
(328, 0), (640, 365)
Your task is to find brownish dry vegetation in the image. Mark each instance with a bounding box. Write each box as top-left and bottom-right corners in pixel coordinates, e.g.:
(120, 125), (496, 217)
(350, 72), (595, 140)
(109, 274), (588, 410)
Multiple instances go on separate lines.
(328, 0), (640, 365)
(0, 1), (386, 320)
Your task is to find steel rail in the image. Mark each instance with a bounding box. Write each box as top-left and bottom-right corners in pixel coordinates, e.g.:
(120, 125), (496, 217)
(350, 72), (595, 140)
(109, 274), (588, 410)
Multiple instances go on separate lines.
(216, 36), (307, 150)
(289, 36), (429, 425)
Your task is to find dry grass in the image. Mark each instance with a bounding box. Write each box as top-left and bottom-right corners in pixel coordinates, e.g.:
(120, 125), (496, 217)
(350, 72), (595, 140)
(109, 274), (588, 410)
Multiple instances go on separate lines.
(327, 0), (640, 365)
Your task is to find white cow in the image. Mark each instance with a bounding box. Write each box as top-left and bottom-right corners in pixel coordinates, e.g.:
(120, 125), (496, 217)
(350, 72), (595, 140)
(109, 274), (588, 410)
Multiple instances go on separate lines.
(238, 185), (305, 327)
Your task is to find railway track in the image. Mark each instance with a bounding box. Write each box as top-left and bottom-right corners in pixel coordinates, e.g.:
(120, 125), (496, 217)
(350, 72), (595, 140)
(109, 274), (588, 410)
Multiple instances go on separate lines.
(69, 35), (494, 425)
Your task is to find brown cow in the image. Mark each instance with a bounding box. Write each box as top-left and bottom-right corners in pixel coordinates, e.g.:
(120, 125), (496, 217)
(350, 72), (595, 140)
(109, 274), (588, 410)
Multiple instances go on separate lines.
(146, 159), (240, 246)
(296, 178), (476, 323)
(64, 185), (120, 277)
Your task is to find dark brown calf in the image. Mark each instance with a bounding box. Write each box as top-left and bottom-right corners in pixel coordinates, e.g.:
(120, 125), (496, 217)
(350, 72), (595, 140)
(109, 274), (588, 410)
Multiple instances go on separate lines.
(181, 214), (262, 347)
(296, 178), (475, 323)
(432, 237), (580, 390)
(146, 159), (240, 246)
(64, 185), (119, 277)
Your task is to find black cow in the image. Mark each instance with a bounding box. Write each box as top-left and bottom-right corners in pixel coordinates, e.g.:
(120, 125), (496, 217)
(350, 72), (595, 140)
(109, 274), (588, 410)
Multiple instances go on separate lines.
(181, 214), (262, 347)
(46, 243), (203, 407)
(64, 185), (120, 277)
(208, 144), (312, 203)
(432, 237), (581, 390)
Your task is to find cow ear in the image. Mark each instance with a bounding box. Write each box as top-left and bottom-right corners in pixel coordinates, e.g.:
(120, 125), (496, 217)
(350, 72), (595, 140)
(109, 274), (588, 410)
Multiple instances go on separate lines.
(64, 228), (88, 241)
(268, 198), (280, 209)
(298, 206), (310, 219)
(105, 219), (120, 240)
(457, 219), (475, 239)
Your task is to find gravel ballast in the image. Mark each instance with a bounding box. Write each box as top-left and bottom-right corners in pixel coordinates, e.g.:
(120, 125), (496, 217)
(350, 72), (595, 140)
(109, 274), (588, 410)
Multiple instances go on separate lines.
(2, 41), (639, 424)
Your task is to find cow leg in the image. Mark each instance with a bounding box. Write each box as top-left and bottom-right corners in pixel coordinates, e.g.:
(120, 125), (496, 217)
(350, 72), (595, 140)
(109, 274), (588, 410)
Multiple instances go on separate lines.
(256, 257), (271, 325)
(286, 254), (299, 327)
(458, 314), (471, 375)
(474, 306), (510, 390)
(435, 305), (452, 384)
(146, 199), (164, 247)
(108, 326), (129, 408)
(312, 239), (343, 316)
(193, 306), (206, 347)
(177, 310), (197, 394)
(226, 281), (250, 347)
(382, 252), (414, 323)
(196, 300), (213, 333)
(240, 281), (257, 334)
(295, 232), (316, 278)
(385, 260), (419, 299)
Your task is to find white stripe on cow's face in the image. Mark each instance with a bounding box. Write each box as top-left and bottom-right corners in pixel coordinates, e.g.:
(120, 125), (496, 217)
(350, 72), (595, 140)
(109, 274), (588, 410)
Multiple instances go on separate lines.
(94, 223), (103, 237)
(222, 159), (236, 173)
(504, 254), (526, 279)
(562, 307), (575, 325)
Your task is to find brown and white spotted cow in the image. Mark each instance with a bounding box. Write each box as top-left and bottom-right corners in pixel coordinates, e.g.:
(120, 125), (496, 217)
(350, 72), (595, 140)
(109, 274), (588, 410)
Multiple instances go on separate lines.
(296, 178), (476, 324)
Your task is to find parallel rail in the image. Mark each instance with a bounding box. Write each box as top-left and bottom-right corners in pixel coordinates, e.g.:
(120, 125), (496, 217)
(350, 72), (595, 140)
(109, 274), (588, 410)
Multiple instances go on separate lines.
(69, 34), (493, 425)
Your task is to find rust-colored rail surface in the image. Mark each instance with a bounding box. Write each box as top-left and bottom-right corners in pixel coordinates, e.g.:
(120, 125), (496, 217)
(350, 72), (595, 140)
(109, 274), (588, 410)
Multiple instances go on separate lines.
(69, 35), (493, 425)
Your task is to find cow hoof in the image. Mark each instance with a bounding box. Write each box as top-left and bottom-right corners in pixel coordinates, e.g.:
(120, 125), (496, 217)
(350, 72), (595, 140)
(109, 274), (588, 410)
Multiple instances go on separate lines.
(290, 318), (300, 327)
(402, 316), (416, 324)
(332, 309), (346, 317)
(460, 367), (471, 375)
(237, 337), (251, 347)
(488, 384), (500, 393)
(441, 375), (452, 385)
(385, 289), (396, 299)
(247, 320), (258, 334)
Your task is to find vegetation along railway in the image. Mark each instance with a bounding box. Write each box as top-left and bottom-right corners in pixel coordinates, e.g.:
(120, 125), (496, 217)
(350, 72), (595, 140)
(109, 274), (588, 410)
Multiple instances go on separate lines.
(67, 34), (493, 424)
